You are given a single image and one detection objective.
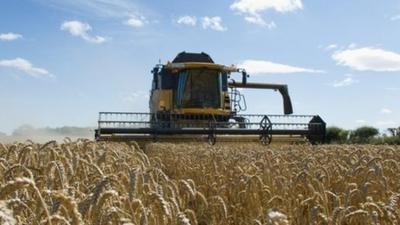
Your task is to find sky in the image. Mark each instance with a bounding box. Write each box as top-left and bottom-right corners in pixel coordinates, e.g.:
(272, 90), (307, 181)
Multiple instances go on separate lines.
(0, 0), (400, 134)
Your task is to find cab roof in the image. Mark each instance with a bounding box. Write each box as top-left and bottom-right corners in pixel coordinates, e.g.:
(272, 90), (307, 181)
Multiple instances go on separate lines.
(166, 52), (238, 73)
(172, 52), (214, 63)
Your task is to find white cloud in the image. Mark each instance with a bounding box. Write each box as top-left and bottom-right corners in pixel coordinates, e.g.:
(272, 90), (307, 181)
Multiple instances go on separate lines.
(122, 91), (149, 103)
(0, 58), (52, 78)
(0, 32), (23, 41)
(202, 17), (227, 31)
(177, 16), (197, 26)
(355, 120), (367, 124)
(332, 75), (358, 87)
(244, 15), (276, 28)
(332, 47), (400, 72)
(381, 108), (393, 114)
(230, 0), (303, 14)
(230, 0), (303, 27)
(125, 15), (147, 28)
(61, 20), (106, 44)
(38, 0), (139, 19)
(238, 59), (323, 74)
(390, 14), (400, 21)
(324, 44), (338, 51)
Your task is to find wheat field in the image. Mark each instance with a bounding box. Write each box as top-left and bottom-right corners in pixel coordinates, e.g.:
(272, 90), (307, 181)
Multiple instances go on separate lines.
(0, 140), (399, 225)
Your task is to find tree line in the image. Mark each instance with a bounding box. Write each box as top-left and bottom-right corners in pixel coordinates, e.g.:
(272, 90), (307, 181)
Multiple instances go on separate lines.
(325, 126), (400, 144)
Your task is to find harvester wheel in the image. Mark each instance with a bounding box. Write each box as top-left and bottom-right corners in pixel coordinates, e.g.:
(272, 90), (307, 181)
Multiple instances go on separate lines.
(260, 115), (273, 145)
(208, 133), (216, 145)
(260, 133), (272, 145)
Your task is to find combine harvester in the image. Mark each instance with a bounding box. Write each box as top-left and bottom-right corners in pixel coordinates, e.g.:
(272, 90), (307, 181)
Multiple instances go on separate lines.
(95, 52), (326, 145)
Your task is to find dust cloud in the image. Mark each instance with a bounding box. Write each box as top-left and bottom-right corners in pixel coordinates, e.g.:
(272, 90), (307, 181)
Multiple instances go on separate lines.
(0, 125), (94, 143)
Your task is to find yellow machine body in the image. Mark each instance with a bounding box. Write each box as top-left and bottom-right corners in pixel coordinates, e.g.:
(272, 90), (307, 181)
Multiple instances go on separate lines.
(149, 60), (234, 117)
(95, 52), (326, 145)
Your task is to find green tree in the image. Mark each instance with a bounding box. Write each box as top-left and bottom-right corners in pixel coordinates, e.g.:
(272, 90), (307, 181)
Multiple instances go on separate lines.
(350, 126), (379, 143)
(326, 127), (349, 143)
(388, 127), (400, 137)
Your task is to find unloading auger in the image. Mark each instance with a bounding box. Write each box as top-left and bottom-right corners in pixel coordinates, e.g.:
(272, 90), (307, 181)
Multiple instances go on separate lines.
(95, 52), (326, 145)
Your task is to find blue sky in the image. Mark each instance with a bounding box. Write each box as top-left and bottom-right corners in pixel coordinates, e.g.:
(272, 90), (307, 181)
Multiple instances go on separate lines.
(0, 0), (399, 134)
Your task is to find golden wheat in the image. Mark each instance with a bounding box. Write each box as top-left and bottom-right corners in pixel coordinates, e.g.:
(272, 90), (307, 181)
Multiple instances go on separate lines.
(0, 140), (399, 224)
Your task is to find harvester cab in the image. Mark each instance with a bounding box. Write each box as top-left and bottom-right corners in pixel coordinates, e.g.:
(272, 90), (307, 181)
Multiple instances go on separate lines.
(95, 52), (326, 145)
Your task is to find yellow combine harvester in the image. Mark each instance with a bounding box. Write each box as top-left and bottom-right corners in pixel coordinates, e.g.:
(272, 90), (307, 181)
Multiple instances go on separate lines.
(95, 52), (326, 145)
